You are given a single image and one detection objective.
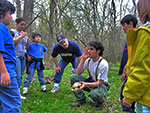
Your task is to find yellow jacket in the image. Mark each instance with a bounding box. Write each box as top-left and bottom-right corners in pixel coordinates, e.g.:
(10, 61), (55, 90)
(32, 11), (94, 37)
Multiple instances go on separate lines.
(123, 26), (150, 107)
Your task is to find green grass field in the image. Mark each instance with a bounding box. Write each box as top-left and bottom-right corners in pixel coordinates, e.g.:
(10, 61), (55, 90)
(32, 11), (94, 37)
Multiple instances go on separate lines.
(20, 63), (123, 113)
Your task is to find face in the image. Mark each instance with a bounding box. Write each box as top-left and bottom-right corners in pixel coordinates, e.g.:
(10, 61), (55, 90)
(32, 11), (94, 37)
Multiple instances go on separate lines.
(122, 22), (133, 33)
(87, 45), (100, 58)
(16, 21), (26, 31)
(33, 35), (41, 43)
(59, 39), (69, 49)
(0, 11), (12, 26)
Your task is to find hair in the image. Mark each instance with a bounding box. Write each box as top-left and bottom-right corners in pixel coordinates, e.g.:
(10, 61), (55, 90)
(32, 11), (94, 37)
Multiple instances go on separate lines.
(15, 18), (25, 24)
(32, 32), (41, 39)
(121, 14), (138, 28)
(137, 0), (150, 24)
(0, 0), (15, 19)
(88, 41), (104, 56)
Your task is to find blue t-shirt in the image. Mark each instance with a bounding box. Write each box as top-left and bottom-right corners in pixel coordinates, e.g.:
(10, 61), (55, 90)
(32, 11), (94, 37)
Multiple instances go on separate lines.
(0, 23), (16, 78)
(28, 43), (47, 59)
(51, 41), (82, 62)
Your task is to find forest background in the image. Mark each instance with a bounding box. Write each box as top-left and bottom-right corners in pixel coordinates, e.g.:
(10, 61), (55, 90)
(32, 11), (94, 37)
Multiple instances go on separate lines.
(8, 0), (139, 70)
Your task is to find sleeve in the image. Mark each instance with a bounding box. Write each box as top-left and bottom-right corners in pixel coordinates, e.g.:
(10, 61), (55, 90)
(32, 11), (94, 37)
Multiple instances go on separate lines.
(97, 60), (108, 81)
(51, 45), (58, 57)
(0, 30), (5, 52)
(123, 29), (150, 103)
(74, 43), (82, 57)
(43, 45), (47, 52)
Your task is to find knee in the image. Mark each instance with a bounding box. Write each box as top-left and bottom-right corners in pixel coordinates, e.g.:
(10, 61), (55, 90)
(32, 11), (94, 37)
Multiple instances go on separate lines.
(70, 74), (78, 85)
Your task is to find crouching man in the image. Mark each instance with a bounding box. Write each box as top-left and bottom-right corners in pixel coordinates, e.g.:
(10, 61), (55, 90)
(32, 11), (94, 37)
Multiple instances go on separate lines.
(70, 41), (110, 108)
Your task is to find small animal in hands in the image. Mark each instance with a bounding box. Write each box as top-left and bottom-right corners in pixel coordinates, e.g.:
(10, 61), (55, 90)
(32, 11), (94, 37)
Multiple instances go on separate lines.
(71, 82), (82, 91)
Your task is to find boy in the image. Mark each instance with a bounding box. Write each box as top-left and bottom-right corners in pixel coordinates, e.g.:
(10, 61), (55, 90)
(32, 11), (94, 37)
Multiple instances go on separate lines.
(0, 0), (21, 112)
(71, 41), (110, 108)
(22, 33), (47, 96)
(119, 14), (137, 112)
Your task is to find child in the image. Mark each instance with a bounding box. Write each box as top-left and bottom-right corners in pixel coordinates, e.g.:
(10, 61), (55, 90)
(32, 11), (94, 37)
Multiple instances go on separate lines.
(22, 32), (47, 96)
(123, 0), (150, 112)
(119, 14), (137, 112)
(0, 0), (21, 112)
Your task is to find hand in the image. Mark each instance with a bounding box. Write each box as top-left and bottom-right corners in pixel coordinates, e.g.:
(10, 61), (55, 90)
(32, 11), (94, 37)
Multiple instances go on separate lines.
(82, 48), (89, 60)
(56, 66), (61, 73)
(20, 32), (28, 38)
(121, 73), (126, 81)
(78, 81), (85, 90)
(122, 98), (132, 107)
(0, 71), (11, 87)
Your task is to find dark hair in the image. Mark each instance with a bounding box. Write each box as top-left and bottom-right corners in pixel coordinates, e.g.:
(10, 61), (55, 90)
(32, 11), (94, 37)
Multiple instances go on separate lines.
(120, 14), (137, 28)
(88, 41), (104, 56)
(32, 32), (41, 39)
(15, 18), (25, 24)
(0, 0), (15, 19)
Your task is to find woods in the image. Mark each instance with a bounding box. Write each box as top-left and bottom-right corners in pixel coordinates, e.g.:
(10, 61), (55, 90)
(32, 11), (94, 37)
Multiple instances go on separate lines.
(10, 0), (137, 68)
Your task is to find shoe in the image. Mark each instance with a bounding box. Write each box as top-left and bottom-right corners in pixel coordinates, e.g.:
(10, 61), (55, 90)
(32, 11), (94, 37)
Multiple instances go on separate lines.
(95, 102), (103, 108)
(23, 93), (27, 97)
(51, 86), (59, 93)
(71, 99), (86, 107)
(41, 89), (49, 93)
(20, 95), (26, 100)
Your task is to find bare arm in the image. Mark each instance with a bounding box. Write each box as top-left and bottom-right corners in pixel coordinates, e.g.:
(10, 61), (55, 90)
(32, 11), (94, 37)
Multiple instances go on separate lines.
(13, 32), (28, 44)
(53, 57), (61, 73)
(76, 48), (89, 75)
(79, 80), (103, 90)
(0, 53), (10, 86)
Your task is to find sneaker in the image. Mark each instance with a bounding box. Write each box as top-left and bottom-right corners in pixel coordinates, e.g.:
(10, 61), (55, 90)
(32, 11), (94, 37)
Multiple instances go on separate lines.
(20, 95), (26, 100)
(51, 86), (59, 93)
(41, 89), (49, 93)
(71, 99), (86, 107)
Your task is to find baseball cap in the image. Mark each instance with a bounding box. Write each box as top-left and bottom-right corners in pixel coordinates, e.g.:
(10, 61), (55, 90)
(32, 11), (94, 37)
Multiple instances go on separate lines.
(57, 35), (66, 43)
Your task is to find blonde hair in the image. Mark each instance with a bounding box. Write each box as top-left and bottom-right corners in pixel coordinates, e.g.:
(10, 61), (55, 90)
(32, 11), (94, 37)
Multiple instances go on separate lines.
(137, 0), (150, 23)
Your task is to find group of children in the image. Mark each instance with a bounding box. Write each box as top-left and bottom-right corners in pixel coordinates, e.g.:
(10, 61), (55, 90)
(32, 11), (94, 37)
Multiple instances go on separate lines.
(0, 0), (150, 112)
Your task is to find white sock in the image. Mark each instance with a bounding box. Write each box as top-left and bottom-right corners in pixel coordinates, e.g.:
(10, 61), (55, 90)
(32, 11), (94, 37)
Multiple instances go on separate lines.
(41, 85), (46, 91)
(23, 87), (28, 94)
(54, 83), (59, 87)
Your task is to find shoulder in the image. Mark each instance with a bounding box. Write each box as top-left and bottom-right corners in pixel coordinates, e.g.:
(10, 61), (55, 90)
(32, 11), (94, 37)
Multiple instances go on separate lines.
(100, 58), (108, 67)
(0, 23), (8, 31)
(69, 41), (79, 46)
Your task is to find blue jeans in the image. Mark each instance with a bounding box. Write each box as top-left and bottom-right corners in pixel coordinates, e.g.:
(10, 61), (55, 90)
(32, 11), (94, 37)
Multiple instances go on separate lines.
(15, 56), (26, 88)
(0, 77), (21, 113)
(23, 68), (45, 88)
(54, 57), (77, 84)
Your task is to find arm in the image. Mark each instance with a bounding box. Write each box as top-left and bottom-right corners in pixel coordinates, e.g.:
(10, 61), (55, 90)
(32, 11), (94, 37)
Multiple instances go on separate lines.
(0, 53), (10, 86)
(76, 48), (89, 75)
(26, 38), (31, 49)
(79, 80), (103, 90)
(53, 57), (61, 73)
(13, 32), (28, 44)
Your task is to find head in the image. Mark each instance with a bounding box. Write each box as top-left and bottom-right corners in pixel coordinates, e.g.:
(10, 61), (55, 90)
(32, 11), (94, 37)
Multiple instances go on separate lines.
(15, 18), (26, 31)
(0, 0), (15, 25)
(32, 32), (41, 43)
(87, 41), (104, 58)
(57, 35), (69, 49)
(137, 0), (150, 24)
(121, 14), (137, 32)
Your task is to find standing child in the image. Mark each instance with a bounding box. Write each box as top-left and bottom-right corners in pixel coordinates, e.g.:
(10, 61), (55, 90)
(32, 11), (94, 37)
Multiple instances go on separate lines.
(22, 33), (47, 96)
(119, 14), (137, 112)
(123, 0), (150, 112)
(0, 0), (21, 112)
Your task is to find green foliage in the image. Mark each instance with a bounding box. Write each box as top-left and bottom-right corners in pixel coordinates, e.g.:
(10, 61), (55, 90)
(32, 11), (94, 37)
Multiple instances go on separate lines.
(20, 63), (123, 113)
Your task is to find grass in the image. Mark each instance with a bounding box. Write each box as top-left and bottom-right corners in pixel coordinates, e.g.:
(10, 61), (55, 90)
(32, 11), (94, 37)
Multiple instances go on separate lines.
(20, 63), (123, 113)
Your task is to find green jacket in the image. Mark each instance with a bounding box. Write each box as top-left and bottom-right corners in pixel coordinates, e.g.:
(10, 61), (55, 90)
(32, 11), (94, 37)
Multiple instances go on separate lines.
(123, 26), (150, 107)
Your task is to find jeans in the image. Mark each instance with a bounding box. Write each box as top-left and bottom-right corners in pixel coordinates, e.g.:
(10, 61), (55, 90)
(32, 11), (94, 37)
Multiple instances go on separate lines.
(23, 68), (45, 88)
(15, 56), (26, 88)
(0, 77), (21, 113)
(54, 57), (77, 84)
